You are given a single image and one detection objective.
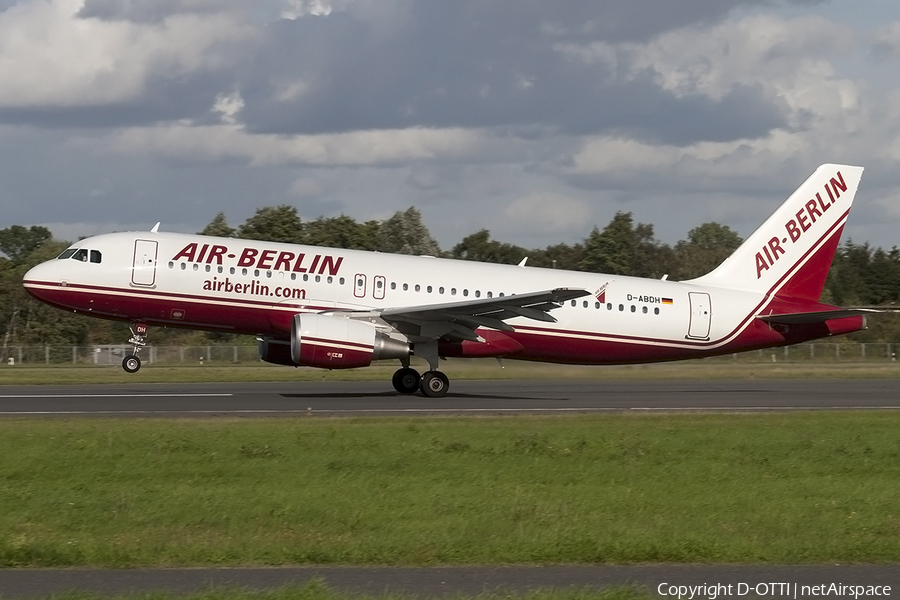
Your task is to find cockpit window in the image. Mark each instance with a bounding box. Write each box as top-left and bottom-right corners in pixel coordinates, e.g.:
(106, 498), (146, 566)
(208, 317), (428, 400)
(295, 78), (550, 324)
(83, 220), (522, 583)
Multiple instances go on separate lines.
(90, 250), (101, 264)
(57, 249), (76, 260)
(71, 249), (88, 262)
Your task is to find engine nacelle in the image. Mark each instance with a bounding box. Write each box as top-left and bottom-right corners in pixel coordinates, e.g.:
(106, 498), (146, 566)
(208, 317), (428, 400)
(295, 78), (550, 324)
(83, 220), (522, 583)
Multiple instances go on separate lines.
(291, 313), (410, 369)
(257, 337), (294, 366)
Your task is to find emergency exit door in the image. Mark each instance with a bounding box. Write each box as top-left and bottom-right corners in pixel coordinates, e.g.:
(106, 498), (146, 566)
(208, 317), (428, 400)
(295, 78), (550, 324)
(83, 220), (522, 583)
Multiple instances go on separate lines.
(132, 239), (158, 287)
(687, 292), (711, 340)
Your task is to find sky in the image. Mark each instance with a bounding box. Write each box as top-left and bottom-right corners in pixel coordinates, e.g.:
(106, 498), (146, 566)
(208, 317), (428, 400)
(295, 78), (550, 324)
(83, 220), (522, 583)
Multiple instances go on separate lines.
(1, 0), (900, 252)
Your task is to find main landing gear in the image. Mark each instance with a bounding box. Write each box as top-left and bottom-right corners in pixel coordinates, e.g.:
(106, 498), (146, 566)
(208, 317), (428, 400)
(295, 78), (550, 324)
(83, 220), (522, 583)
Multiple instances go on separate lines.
(391, 367), (451, 397)
(122, 322), (148, 373)
(391, 341), (450, 397)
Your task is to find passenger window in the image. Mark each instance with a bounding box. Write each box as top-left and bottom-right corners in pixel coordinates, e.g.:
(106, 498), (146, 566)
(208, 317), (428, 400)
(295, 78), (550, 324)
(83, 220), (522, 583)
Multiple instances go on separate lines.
(463, 289), (469, 297)
(205, 265), (211, 272)
(475, 290), (481, 298)
(168, 261), (174, 269)
(642, 306), (648, 314)
(403, 283), (409, 291)
(583, 301), (588, 308)
(618, 304), (624, 311)
(439, 287), (445, 294)
(415, 284), (421, 292)
(427, 285), (433, 293)
(451, 288), (457, 296)
(654, 308), (660, 315)
(570, 300), (576, 307)
(90, 250), (102, 264)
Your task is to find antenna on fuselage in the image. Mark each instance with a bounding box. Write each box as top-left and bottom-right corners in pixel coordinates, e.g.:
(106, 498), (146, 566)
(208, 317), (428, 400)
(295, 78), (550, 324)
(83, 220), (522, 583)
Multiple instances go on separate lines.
(150, 222), (160, 233)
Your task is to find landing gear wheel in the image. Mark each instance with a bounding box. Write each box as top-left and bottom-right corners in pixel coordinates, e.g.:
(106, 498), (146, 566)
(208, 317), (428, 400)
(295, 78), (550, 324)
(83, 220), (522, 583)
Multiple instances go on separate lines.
(420, 370), (449, 398)
(122, 355), (142, 373)
(392, 367), (421, 394)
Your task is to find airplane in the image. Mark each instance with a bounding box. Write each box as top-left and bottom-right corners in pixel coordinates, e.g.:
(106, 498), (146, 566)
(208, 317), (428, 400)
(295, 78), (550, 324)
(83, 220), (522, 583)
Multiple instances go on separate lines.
(23, 164), (871, 397)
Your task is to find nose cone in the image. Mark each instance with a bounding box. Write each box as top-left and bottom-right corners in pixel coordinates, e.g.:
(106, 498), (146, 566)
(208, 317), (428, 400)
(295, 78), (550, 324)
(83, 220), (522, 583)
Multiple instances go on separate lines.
(22, 260), (61, 303)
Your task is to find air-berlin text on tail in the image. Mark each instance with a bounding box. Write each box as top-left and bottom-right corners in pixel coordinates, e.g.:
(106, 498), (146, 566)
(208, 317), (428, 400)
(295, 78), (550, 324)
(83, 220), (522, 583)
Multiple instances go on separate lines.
(755, 171), (848, 279)
(171, 243), (344, 276)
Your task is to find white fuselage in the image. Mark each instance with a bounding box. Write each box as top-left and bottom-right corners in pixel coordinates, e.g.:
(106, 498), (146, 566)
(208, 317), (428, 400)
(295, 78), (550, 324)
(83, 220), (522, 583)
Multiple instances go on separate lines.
(24, 230), (794, 364)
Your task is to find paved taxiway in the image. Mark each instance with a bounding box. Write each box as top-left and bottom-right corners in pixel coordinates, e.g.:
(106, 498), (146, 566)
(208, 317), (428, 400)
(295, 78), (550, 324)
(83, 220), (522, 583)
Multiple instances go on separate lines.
(0, 565), (898, 599)
(0, 378), (899, 416)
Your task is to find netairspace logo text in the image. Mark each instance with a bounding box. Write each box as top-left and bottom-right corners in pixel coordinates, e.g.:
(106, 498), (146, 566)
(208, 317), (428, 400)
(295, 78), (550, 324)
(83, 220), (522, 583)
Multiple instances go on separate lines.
(658, 583), (892, 599)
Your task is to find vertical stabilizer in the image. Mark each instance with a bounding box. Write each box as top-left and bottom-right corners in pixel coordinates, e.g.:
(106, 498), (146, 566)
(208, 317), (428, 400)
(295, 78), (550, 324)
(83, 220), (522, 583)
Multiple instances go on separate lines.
(688, 164), (863, 302)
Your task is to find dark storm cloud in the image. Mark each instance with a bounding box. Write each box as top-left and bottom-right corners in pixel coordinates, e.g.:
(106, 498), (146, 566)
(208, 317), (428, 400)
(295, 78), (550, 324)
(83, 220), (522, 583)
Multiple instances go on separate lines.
(1, 0), (817, 139)
(238, 0), (810, 143)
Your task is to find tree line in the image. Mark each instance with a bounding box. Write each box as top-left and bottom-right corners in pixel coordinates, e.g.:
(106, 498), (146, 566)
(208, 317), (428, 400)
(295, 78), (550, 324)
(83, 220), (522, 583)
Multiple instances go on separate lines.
(2, 206), (899, 350)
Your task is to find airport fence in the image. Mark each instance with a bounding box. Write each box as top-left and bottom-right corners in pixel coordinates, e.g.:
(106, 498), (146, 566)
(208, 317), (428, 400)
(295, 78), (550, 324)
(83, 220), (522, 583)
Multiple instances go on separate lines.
(0, 342), (899, 366)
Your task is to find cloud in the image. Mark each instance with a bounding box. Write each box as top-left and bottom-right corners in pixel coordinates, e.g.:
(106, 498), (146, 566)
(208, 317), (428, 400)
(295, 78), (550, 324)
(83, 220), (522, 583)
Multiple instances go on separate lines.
(108, 124), (491, 167)
(503, 193), (592, 237)
(0, 0), (255, 113)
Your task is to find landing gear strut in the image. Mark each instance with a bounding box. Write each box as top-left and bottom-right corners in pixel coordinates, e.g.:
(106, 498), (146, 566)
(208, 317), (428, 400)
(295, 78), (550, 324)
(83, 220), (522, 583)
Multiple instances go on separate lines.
(122, 322), (148, 373)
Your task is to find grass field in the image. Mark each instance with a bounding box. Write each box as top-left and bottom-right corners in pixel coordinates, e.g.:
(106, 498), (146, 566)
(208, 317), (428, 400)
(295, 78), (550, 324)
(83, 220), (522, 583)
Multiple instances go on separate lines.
(1, 412), (898, 567)
(2, 358), (900, 385)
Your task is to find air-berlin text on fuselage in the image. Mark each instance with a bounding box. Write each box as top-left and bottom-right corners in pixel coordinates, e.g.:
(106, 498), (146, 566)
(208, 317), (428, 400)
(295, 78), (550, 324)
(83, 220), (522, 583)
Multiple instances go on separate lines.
(755, 171), (848, 279)
(171, 242), (344, 276)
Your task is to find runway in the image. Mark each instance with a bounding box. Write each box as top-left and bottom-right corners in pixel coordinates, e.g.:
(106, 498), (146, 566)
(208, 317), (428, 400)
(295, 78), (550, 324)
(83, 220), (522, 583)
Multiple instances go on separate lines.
(1, 378), (899, 416)
(0, 565), (897, 599)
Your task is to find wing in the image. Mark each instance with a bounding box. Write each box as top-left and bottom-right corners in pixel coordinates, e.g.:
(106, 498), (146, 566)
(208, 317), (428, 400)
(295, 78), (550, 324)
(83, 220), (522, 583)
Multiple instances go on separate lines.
(347, 288), (592, 343)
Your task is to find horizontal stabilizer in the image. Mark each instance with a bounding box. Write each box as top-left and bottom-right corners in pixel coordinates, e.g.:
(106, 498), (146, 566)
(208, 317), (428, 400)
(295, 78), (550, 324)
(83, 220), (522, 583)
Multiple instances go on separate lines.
(757, 308), (877, 325)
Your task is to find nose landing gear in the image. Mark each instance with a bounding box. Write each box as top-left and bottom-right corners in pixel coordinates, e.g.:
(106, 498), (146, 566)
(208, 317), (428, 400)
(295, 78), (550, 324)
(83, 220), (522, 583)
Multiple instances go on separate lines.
(122, 322), (148, 373)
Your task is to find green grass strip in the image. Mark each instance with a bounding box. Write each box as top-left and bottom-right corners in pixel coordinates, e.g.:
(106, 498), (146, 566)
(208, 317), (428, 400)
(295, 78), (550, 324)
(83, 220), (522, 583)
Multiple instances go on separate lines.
(1, 413), (899, 567)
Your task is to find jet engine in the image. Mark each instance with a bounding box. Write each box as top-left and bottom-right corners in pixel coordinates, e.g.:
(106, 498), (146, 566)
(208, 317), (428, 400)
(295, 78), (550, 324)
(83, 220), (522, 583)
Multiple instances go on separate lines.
(290, 313), (410, 369)
(257, 337), (294, 366)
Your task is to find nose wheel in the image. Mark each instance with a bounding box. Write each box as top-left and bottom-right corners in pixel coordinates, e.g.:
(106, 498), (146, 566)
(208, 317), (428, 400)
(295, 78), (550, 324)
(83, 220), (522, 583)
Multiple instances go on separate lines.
(122, 355), (141, 373)
(122, 322), (148, 373)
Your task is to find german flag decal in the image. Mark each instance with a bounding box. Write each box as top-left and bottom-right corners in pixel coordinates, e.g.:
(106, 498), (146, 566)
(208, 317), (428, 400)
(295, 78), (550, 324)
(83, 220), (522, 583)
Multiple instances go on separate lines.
(662, 298), (674, 305)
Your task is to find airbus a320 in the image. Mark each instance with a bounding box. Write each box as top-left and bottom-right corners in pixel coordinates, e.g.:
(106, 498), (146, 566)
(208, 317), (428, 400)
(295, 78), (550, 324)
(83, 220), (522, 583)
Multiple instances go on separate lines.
(24, 164), (870, 397)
